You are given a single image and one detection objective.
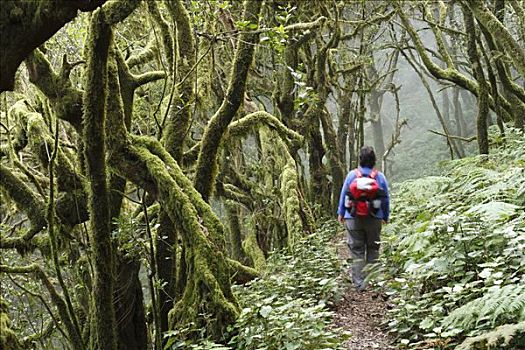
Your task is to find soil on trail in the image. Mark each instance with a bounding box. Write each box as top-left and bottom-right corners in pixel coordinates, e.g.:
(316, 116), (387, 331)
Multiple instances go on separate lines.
(333, 230), (395, 350)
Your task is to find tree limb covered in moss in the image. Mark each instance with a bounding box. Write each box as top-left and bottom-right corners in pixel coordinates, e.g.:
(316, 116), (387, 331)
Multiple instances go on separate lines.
(394, 3), (516, 121)
(0, 0), (106, 92)
(219, 183), (254, 210)
(163, 0), (197, 162)
(395, 2), (478, 94)
(146, 0), (174, 74)
(9, 101), (84, 192)
(226, 258), (258, 284)
(135, 71), (166, 86)
(194, 0), (263, 201)
(463, 6), (489, 154)
(25, 50), (84, 131)
(104, 43), (241, 337)
(82, 8), (117, 350)
(428, 129), (476, 142)
(0, 164), (46, 249)
(155, 0), (198, 320)
(126, 37), (158, 68)
(463, 0), (525, 79)
(226, 111), (303, 148)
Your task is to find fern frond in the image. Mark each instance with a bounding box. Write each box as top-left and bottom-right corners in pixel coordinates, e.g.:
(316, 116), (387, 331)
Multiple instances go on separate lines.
(443, 284), (525, 331)
(456, 321), (525, 350)
(493, 289), (525, 324)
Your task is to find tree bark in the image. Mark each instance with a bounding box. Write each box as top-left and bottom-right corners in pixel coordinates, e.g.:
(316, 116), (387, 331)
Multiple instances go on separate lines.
(0, 0), (106, 92)
(82, 8), (117, 350)
(463, 7), (490, 154)
(194, 0), (263, 201)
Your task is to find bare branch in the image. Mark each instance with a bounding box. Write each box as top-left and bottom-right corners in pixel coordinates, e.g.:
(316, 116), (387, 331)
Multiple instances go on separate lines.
(428, 129), (477, 142)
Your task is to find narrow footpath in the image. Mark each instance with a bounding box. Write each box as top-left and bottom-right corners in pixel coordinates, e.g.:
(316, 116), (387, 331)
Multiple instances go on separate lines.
(332, 231), (395, 349)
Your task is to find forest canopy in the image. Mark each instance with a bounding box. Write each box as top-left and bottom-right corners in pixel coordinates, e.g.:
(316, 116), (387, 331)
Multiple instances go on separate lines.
(0, 0), (524, 349)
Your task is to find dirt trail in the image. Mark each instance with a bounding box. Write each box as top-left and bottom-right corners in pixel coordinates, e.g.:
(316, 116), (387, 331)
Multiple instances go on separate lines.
(332, 231), (395, 350)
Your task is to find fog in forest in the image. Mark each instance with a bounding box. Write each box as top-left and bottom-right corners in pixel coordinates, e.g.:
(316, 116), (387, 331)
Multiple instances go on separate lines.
(1, 1), (524, 349)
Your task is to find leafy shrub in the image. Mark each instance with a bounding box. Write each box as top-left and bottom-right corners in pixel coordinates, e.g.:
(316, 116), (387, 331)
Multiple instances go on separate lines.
(227, 220), (348, 349)
(456, 321), (525, 350)
(163, 221), (347, 349)
(375, 128), (525, 348)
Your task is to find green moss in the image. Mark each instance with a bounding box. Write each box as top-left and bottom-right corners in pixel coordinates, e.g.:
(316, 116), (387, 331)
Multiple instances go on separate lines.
(226, 111), (303, 149)
(0, 299), (22, 350)
(9, 101), (84, 192)
(467, 0), (525, 79)
(128, 144), (239, 338)
(257, 124), (314, 251)
(82, 8), (117, 350)
(395, 2), (479, 94)
(134, 136), (227, 248)
(146, 0), (174, 74)
(25, 49), (84, 131)
(0, 164), (46, 239)
(242, 227), (266, 270)
(162, 0), (196, 162)
(225, 201), (248, 263)
(102, 0), (141, 25)
(126, 37), (158, 68)
(194, 0), (263, 201)
(226, 258), (258, 284)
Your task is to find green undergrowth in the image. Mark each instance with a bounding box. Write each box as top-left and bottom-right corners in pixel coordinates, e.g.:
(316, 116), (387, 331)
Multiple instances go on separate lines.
(164, 221), (348, 349)
(372, 127), (525, 349)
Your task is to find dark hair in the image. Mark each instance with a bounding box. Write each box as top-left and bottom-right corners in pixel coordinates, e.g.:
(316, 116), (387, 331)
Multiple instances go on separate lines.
(359, 146), (376, 168)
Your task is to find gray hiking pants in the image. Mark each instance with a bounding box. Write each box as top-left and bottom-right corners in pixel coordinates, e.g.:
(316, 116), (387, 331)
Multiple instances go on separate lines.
(344, 217), (382, 289)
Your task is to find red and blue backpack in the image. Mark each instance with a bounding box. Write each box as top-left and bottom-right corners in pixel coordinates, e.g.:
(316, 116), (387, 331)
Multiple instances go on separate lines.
(344, 168), (384, 217)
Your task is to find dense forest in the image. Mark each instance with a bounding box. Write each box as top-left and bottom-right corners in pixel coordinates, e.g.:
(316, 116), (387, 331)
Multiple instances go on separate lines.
(0, 0), (524, 349)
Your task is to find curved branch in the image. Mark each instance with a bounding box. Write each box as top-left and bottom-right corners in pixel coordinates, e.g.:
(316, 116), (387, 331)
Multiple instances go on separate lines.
(0, 0), (106, 92)
(194, 0), (263, 201)
(134, 71), (166, 87)
(226, 111), (304, 147)
(126, 37), (158, 68)
(0, 165), (46, 248)
(25, 50), (84, 131)
(464, 0), (525, 78)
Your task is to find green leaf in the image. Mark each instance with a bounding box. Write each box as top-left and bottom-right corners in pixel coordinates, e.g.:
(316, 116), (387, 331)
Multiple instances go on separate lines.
(466, 201), (519, 221)
(260, 305), (272, 318)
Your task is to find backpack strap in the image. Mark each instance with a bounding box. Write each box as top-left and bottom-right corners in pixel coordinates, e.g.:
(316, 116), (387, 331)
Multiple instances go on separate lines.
(354, 168), (362, 178)
(369, 169), (378, 179)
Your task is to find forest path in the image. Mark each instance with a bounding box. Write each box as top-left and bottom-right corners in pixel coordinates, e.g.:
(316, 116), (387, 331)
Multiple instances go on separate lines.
(332, 230), (395, 349)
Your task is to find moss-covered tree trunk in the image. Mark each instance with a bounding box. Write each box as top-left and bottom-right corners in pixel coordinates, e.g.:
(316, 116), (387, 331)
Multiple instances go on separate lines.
(156, 0), (198, 333)
(82, 8), (116, 350)
(465, 0), (525, 79)
(103, 45), (240, 339)
(477, 0), (525, 130)
(463, 7), (489, 154)
(82, 1), (141, 348)
(225, 201), (248, 263)
(194, 0), (263, 201)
